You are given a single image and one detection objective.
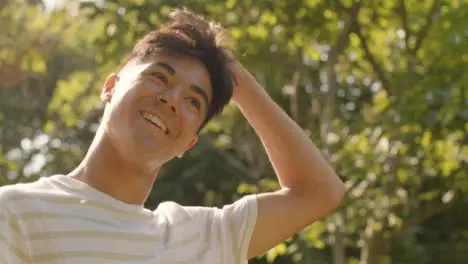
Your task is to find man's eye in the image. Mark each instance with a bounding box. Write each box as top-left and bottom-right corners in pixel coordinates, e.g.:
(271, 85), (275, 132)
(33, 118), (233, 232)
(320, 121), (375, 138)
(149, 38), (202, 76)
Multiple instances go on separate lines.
(151, 72), (168, 83)
(189, 98), (201, 110)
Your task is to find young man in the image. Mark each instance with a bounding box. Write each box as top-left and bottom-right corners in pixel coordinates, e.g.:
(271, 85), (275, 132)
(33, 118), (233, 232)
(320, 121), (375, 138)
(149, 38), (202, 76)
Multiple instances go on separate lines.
(0, 9), (345, 264)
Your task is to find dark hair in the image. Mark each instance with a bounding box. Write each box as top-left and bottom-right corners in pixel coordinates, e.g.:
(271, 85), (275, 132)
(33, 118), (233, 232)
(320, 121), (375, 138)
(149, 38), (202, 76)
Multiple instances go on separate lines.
(118, 8), (235, 132)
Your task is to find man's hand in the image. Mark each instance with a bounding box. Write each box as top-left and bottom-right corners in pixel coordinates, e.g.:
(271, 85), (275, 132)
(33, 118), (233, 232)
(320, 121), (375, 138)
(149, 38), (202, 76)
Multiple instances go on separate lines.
(226, 53), (346, 259)
(222, 49), (254, 103)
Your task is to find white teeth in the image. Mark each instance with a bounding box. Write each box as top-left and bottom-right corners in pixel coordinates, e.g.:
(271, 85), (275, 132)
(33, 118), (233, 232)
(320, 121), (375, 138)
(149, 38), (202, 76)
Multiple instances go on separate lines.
(142, 112), (168, 133)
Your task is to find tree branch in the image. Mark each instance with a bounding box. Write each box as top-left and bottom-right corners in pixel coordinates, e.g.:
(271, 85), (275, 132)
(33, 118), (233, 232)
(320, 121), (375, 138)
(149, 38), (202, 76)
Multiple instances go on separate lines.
(397, 0), (416, 101)
(322, 5), (361, 264)
(290, 47), (304, 124)
(353, 19), (392, 95)
(397, 0), (411, 49)
(321, 2), (361, 140)
(412, 0), (440, 55)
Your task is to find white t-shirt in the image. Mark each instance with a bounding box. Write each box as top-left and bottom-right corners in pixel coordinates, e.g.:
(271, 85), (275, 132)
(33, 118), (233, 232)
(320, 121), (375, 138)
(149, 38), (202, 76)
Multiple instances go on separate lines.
(0, 175), (258, 263)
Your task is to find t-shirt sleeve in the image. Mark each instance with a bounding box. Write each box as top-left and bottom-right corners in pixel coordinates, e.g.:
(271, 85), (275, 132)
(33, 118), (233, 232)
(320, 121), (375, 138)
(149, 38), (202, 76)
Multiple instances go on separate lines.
(0, 190), (30, 263)
(217, 194), (258, 264)
(171, 195), (258, 264)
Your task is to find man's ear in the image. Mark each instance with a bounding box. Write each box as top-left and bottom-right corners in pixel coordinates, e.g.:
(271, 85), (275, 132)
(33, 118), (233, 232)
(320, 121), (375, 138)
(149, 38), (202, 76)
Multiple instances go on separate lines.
(178, 137), (198, 158)
(100, 74), (119, 103)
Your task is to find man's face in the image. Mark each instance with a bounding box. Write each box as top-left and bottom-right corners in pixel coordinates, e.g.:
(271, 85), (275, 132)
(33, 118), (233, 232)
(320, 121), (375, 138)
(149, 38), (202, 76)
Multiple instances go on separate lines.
(101, 54), (212, 167)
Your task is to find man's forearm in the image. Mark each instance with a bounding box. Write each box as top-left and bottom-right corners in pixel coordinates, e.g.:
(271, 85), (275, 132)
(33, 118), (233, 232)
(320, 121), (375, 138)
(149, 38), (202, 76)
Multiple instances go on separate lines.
(234, 70), (345, 199)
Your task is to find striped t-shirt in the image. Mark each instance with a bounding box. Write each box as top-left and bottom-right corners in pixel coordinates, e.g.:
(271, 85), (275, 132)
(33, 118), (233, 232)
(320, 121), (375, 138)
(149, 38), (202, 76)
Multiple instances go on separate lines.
(0, 175), (258, 263)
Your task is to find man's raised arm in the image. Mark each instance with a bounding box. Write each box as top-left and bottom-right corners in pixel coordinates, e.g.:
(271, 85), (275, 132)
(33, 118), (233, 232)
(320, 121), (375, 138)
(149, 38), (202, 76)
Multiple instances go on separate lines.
(229, 59), (346, 259)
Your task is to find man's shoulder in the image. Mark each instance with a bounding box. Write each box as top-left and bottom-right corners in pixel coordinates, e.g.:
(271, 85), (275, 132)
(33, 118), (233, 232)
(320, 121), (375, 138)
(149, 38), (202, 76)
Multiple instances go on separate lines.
(155, 201), (217, 224)
(0, 181), (35, 200)
(155, 195), (258, 223)
(0, 177), (53, 209)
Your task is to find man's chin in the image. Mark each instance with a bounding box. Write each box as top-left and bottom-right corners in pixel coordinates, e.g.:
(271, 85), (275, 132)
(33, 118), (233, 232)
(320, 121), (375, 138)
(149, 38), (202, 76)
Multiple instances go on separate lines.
(125, 140), (174, 166)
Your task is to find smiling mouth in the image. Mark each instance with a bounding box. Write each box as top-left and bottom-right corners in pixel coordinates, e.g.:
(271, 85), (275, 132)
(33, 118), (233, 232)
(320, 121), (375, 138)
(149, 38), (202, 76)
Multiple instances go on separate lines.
(140, 111), (169, 135)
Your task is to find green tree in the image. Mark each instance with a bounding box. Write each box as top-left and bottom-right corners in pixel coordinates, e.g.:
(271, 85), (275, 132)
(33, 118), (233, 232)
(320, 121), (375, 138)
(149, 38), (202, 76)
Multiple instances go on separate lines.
(79, 0), (468, 263)
(0, 0), (104, 185)
(2, 0), (467, 263)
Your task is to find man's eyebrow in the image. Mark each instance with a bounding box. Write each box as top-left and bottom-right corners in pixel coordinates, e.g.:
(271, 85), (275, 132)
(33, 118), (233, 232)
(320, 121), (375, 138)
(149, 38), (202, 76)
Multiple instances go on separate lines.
(191, 84), (209, 110)
(150, 61), (175, 75)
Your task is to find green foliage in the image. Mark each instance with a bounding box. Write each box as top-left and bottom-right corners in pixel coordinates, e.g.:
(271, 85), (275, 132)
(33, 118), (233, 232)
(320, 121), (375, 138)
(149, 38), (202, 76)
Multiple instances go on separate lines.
(1, 0), (468, 263)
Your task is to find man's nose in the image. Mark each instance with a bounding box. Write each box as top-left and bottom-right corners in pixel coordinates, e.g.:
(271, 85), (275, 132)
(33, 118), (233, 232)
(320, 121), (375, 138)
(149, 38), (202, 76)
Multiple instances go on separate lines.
(156, 89), (181, 114)
(158, 97), (177, 113)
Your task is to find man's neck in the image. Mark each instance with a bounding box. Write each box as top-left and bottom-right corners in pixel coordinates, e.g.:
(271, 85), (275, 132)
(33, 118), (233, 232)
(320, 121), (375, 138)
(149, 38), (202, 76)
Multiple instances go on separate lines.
(68, 127), (160, 206)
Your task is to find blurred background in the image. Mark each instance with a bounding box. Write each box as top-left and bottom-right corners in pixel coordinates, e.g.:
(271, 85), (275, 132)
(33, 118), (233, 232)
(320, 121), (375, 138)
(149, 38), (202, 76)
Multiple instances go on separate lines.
(1, 0), (467, 263)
